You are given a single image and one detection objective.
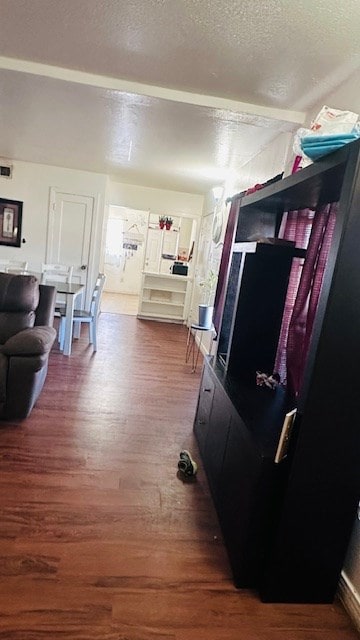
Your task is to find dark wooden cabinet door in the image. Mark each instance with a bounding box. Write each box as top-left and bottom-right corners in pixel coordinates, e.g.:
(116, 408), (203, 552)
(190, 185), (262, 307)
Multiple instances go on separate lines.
(204, 383), (231, 503)
(217, 414), (266, 587)
(193, 364), (215, 456)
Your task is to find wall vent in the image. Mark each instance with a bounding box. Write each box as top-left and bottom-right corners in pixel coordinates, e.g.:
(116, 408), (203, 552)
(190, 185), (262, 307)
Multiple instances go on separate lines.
(0, 162), (13, 179)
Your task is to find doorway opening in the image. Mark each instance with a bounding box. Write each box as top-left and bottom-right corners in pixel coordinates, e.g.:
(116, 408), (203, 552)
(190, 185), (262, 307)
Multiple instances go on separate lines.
(102, 206), (148, 315)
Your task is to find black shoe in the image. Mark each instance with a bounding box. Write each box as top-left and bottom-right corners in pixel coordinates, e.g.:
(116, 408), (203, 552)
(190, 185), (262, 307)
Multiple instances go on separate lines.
(178, 450), (198, 476)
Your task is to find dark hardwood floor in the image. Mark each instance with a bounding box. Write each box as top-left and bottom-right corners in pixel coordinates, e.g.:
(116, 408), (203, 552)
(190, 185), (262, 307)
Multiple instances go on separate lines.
(0, 313), (358, 639)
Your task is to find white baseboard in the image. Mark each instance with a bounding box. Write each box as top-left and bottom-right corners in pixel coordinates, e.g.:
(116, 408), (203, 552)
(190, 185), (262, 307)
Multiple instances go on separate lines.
(338, 571), (360, 632)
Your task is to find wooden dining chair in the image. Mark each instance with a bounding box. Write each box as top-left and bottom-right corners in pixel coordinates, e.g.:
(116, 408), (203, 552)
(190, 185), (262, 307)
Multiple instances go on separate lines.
(59, 273), (106, 352)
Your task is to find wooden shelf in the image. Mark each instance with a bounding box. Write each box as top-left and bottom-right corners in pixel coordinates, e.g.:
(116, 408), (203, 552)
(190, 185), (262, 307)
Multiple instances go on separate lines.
(141, 299), (184, 307)
(239, 141), (355, 215)
(139, 272), (191, 323)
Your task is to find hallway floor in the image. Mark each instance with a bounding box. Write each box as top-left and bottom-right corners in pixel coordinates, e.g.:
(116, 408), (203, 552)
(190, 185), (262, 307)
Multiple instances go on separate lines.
(102, 291), (139, 315)
(0, 314), (357, 638)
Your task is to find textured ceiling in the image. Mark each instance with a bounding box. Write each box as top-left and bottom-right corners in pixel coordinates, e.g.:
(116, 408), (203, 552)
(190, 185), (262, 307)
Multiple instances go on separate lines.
(0, 0), (359, 193)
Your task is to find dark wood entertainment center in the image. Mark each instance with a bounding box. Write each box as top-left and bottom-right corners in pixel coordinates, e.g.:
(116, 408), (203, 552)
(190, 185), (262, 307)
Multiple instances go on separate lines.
(193, 139), (360, 603)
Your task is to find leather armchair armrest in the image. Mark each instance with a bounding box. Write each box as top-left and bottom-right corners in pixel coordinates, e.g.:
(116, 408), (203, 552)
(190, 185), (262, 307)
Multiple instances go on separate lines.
(1, 326), (57, 356)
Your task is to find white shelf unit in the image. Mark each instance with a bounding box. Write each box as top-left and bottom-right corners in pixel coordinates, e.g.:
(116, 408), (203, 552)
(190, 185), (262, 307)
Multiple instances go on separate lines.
(138, 272), (191, 322)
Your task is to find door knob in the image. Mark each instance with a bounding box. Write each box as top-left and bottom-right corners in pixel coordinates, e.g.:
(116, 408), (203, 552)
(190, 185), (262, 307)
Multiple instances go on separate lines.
(81, 265), (87, 270)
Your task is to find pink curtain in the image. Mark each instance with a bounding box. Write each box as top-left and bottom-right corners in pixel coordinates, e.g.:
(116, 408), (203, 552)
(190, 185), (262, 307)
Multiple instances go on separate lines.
(275, 203), (337, 397)
(274, 209), (314, 379)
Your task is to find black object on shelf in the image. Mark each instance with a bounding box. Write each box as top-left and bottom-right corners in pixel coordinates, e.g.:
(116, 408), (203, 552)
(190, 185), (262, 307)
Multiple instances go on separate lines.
(171, 262), (188, 275)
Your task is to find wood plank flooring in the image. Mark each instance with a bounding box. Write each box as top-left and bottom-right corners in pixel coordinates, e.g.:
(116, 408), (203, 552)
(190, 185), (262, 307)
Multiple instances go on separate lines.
(0, 313), (358, 639)
(101, 292), (139, 315)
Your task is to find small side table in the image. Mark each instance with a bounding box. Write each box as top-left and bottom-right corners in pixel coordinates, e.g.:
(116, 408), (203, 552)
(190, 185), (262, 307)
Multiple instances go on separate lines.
(185, 323), (216, 373)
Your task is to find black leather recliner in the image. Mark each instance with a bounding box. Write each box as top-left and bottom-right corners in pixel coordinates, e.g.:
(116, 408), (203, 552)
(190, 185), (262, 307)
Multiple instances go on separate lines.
(0, 273), (57, 420)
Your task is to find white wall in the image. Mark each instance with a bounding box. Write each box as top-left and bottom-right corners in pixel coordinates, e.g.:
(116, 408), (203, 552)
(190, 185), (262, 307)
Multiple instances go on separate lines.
(0, 159), (108, 294)
(0, 163), (203, 299)
(191, 132), (292, 350)
(305, 69), (360, 128)
(103, 206), (148, 295)
(107, 181), (204, 218)
(232, 131), (292, 193)
(106, 180), (204, 300)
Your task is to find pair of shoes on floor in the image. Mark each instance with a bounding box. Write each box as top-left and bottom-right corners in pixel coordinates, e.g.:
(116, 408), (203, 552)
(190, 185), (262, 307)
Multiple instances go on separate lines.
(178, 450), (197, 477)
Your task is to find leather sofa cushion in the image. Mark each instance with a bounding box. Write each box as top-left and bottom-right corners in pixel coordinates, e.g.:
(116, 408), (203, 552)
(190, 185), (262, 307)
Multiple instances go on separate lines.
(1, 326), (56, 356)
(0, 311), (36, 343)
(0, 274), (39, 344)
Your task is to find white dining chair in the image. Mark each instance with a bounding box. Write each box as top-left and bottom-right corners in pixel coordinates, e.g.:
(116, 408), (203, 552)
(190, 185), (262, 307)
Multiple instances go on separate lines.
(59, 274), (106, 352)
(0, 260), (29, 274)
(41, 263), (73, 313)
(41, 263), (73, 284)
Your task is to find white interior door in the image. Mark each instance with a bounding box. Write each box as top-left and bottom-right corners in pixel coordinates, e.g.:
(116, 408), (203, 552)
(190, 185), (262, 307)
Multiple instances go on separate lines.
(47, 189), (94, 290)
(144, 228), (162, 272)
(103, 206), (148, 294)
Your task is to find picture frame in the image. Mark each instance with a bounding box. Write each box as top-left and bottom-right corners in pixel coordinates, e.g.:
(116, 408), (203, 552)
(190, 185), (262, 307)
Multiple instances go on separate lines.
(0, 198), (23, 247)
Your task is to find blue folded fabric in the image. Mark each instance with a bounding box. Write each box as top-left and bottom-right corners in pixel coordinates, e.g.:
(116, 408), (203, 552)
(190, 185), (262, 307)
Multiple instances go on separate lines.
(302, 144), (345, 160)
(302, 142), (348, 153)
(302, 133), (358, 145)
(302, 139), (355, 149)
(300, 130), (360, 161)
